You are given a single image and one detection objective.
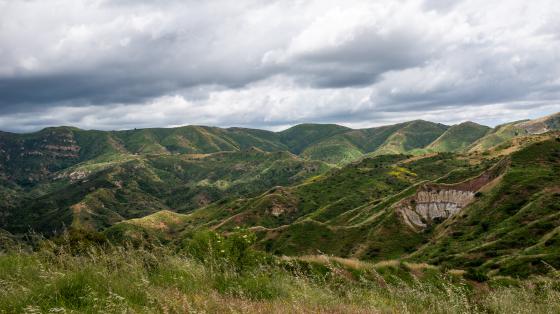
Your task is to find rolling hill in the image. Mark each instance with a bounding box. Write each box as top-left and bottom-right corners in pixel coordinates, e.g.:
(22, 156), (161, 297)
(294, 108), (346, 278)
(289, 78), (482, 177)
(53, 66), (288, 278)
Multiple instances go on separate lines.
(427, 121), (491, 152)
(1, 112), (560, 279)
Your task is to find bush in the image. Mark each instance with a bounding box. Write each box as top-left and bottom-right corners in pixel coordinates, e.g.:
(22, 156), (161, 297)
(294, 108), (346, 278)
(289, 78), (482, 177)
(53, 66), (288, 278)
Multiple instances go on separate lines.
(465, 268), (489, 282)
(48, 228), (109, 254)
(180, 228), (268, 272)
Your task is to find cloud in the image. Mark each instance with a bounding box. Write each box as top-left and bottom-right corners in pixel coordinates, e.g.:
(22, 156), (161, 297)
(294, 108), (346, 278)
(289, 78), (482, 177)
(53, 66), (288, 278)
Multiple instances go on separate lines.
(0, 0), (559, 131)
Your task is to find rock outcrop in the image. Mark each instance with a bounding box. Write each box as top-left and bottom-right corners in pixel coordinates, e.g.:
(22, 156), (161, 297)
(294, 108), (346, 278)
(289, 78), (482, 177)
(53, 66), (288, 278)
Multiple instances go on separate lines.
(396, 160), (507, 230)
(398, 188), (474, 229)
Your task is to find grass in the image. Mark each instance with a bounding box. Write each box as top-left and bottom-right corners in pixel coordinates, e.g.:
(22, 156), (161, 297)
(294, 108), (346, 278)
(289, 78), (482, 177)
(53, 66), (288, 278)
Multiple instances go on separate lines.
(1, 230), (560, 313)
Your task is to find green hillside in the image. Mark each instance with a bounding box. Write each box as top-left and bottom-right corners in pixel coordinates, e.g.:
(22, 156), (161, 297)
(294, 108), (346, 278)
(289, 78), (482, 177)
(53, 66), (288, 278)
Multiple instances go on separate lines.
(299, 123), (407, 164)
(2, 112), (560, 276)
(105, 134), (560, 278)
(175, 150), (494, 257)
(297, 121), (450, 164)
(1, 149), (328, 234)
(277, 123), (351, 154)
(372, 120), (449, 155)
(411, 137), (560, 277)
(427, 121), (491, 152)
(469, 112), (560, 152)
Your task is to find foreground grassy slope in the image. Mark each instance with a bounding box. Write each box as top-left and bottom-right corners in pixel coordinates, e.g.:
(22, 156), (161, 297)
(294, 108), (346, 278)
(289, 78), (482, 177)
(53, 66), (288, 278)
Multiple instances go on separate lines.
(1, 231), (559, 313)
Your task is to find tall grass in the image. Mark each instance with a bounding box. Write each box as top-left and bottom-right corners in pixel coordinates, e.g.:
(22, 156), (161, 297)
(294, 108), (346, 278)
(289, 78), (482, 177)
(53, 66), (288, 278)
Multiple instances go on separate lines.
(0, 230), (559, 313)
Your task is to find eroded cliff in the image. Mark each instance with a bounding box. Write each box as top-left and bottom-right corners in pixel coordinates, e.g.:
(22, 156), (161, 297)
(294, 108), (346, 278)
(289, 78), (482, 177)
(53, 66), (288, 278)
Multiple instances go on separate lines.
(396, 160), (507, 230)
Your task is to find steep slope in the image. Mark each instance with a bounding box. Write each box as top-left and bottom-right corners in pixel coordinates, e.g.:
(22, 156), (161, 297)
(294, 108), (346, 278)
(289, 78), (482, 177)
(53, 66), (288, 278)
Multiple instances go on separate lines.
(298, 121), (453, 165)
(262, 136), (559, 266)
(0, 127), (124, 185)
(427, 122), (491, 152)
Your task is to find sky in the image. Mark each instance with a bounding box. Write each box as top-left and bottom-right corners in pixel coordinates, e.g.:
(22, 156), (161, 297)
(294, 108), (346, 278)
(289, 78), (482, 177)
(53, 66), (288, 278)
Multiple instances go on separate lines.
(1, 0), (560, 132)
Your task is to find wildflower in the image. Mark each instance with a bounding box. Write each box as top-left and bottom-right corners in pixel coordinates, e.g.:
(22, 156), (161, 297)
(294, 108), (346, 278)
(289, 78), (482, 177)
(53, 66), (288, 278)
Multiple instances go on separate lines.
(23, 305), (41, 314)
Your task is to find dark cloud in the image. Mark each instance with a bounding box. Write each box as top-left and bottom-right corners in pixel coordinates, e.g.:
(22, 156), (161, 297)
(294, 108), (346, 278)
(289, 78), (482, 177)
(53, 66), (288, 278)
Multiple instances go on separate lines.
(0, 0), (559, 132)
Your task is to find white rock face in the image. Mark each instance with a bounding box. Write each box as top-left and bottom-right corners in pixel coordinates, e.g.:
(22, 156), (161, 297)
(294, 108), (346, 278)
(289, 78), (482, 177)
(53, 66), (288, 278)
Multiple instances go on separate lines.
(398, 189), (475, 229)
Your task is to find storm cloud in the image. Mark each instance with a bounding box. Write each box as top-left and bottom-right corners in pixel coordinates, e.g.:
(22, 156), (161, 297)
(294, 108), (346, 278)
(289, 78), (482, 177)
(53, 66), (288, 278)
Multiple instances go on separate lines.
(0, 0), (559, 132)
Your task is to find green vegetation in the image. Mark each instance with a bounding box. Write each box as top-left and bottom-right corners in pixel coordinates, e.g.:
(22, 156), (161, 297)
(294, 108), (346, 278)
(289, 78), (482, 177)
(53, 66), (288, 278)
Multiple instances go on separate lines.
(1, 113), (560, 312)
(468, 112), (560, 152)
(2, 230), (560, 313)
(2, 149), (328, 234)
(373, 120), (449, 155)
(428, 121), (491, 152)
(411, 138), (560, 277)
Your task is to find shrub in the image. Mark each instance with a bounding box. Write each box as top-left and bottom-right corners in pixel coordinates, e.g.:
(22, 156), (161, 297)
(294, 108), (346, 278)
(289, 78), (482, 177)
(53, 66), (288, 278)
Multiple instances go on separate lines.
(465, 268), (489, 282)
(180, 228), (268, 272)
(48, 228), (109, 254)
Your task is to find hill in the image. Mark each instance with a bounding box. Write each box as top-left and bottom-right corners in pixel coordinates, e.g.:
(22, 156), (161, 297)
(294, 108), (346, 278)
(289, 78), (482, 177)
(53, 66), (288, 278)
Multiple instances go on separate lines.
(468, 112), (560, 152)
(372, 120), (449, 155)
(427, 121), (491, 152)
